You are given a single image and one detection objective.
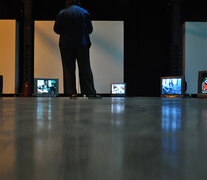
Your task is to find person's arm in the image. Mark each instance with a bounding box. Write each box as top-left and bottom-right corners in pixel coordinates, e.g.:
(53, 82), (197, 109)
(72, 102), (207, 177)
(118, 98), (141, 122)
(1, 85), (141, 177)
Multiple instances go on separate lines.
(86, 12), (93, 34)
(54, 12), (62, 34)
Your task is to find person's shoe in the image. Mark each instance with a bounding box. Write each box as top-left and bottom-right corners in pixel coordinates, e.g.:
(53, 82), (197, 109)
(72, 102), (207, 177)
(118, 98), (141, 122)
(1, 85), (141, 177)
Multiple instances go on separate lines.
(70, 94), (78, 99)
(87, 94), (102, 99)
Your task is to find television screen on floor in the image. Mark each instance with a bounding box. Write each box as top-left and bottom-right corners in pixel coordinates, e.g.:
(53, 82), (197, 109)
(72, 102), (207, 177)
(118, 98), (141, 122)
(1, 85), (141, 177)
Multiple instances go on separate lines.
(34, 78), (59, 97)
(111, 83), (126, 96)
(161, 76), (185, 97)
(198, 71), (207, 97)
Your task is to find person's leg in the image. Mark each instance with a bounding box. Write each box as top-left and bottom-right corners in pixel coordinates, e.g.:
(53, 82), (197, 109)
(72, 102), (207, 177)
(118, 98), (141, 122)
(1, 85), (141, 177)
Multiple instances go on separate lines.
(60, 47), (77, 96)
(76, 46), (96, 95)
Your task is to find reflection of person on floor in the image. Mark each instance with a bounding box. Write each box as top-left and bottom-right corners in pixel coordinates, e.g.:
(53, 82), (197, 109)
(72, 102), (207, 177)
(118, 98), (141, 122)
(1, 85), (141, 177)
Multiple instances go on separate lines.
(54, 0), (97, 97)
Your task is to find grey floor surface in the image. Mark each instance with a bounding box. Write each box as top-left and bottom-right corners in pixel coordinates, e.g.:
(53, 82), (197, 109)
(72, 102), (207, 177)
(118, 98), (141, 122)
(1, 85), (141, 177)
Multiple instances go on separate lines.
(0, 97), (207, 180)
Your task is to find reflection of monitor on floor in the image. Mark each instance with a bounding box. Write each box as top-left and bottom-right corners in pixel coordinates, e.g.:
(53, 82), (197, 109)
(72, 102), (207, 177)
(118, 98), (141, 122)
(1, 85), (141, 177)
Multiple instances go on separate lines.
(198, 71), (207, 97)
(34, 78), (59, 97)
(111, 83), (126, 96)
(161, 76), (185, 98)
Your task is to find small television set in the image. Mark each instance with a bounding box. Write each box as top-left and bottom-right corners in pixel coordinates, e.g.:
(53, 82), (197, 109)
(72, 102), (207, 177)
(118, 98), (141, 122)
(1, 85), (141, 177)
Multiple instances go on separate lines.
(198, 71), (207, 98)
(111, 83), (126, 96)
(161, 76), (185, 98)
(34, 78), (59, 97)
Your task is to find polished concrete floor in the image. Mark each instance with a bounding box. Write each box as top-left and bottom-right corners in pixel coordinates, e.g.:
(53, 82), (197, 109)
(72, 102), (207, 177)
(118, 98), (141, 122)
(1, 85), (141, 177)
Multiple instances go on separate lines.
(0, 97), (207, 180)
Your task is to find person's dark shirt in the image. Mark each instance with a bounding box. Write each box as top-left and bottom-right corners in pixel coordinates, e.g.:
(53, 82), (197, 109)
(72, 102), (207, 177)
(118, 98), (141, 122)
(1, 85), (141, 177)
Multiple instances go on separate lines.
(54, 5), (93, 48)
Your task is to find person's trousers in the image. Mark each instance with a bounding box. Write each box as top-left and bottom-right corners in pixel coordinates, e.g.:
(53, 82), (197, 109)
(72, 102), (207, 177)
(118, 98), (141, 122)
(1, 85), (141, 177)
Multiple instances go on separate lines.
(60, 46), (96, 96)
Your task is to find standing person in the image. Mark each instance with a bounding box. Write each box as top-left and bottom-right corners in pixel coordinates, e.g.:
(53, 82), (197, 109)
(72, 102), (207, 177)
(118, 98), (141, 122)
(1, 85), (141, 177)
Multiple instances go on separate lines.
(54, 0), (99, 98)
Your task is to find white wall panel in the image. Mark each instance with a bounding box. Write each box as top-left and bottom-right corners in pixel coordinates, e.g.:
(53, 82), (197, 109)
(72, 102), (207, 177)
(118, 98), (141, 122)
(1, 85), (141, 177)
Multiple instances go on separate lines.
(184, 22), (207, 94)
(34, 21), (124, 94)
(0, 20), (17, 94)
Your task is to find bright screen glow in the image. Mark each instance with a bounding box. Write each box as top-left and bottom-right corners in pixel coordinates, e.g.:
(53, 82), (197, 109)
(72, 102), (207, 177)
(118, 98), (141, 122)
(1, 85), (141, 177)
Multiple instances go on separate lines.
(111, 83), (126, 94)
(37, 79), (57, 95)
(162, 78), (182, 95)
(201, 75), (207, 94)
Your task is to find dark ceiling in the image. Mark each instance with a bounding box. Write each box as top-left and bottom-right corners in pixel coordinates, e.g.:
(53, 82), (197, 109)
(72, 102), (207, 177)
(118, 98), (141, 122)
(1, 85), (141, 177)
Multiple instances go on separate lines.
(1, 0), (207, 21)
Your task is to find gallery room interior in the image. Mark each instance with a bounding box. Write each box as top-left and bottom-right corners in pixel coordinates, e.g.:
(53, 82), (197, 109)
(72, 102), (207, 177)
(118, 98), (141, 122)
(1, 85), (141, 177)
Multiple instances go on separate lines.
(0, 0), (207, 180)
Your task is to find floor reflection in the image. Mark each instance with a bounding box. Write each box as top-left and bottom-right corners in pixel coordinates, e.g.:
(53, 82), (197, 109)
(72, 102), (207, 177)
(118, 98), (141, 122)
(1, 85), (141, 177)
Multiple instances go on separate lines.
(111, 98), (125, 127)
(34, 98), (63, 180)
(162, 104), (181, 132)
(36, 98), (53, 131)
(201, 108), (207, 130)
(0, 99), (16, 180)
(2, 97), (207, 180)
(14, 98), (35, 180)
(57, 99), (91, 180)
(161, 100), (182, 179)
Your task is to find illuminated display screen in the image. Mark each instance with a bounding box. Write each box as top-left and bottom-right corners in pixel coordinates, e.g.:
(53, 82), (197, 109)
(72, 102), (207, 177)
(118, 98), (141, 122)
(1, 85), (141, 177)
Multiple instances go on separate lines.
(200, 74), (207, 94)
(162, 78), (182, 95)
(111, 83), (126, 95)
(34, 79), (58, 96)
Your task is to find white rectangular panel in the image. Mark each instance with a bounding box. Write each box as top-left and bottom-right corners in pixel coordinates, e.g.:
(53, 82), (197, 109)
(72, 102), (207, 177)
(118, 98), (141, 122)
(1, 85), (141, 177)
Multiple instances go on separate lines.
(184, 22), (207, 94)
(0, 20), (17, 94)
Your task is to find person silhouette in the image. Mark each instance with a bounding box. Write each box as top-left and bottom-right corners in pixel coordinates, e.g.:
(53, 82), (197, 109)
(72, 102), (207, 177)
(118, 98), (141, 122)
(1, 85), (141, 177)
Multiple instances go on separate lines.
(54, 0), (99, 98)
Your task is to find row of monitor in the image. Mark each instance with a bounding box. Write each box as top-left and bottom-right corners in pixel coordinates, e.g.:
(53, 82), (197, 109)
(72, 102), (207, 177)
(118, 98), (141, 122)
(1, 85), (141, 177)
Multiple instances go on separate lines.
(34, 70), (207, 97)
(34, 79), (126, 97)
(161, 70), (207, 98)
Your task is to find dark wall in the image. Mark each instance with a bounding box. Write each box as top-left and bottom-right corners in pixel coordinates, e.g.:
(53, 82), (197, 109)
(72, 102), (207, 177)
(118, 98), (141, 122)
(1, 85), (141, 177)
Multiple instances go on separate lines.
(3, 0), (205, 96)
(124, 1), (171, 96)
(181, 1), (207, 22)
(0, 1), (23, 19)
